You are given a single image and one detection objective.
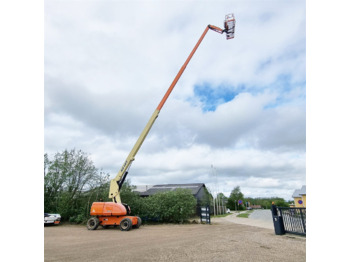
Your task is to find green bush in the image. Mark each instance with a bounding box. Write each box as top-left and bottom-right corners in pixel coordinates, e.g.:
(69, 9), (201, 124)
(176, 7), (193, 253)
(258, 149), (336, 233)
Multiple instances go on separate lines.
(119, 183), (197, 223)
(144, 189), (197, 223)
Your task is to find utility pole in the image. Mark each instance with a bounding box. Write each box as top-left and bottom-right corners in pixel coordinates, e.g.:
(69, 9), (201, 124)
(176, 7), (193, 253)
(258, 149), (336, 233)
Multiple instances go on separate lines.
(211, 165), (220, 215)
(215, 167), (219, 215)
(223, 198), (225, 214)
(213, 197), (216, 216)
(211, 165), (216, 216)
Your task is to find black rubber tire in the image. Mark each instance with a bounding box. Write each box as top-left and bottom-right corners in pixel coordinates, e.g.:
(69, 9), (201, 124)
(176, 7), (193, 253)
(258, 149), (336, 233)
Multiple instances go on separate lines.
(87, 217), (99, 230)
(133, 217), (142, 229)
(120, 218), (132, 231)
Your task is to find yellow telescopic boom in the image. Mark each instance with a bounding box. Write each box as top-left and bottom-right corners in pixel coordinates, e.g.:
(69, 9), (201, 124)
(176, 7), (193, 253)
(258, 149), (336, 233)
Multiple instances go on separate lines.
(109, 16), (235, 203)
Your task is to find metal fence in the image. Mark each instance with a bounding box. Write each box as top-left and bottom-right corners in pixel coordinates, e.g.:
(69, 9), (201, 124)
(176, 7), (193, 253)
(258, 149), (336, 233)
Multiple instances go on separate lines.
(271, 205), (306, 236)
(279, 207), (306, 236)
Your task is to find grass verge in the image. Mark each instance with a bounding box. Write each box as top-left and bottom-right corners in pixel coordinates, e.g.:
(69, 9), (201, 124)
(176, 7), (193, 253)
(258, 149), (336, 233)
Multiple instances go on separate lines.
(236, 210), (253, 218)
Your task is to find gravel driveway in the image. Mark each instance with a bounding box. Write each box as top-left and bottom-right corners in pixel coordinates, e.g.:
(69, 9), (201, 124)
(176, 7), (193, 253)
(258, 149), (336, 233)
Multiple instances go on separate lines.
(45, 211), (305, 262)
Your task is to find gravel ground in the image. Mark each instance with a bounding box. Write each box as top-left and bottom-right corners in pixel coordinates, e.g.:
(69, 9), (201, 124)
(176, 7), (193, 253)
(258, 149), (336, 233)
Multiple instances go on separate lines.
(45, 212), (305, 262)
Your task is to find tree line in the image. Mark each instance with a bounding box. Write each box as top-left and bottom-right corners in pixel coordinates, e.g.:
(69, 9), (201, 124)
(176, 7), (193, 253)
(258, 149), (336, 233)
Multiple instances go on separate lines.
(226, 186), (291, 211)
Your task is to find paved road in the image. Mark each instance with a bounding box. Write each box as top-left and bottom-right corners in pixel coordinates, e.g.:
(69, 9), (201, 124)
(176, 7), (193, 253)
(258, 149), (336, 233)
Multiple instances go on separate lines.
(249, 209), (273, 222)
(212, 210), (274, 230)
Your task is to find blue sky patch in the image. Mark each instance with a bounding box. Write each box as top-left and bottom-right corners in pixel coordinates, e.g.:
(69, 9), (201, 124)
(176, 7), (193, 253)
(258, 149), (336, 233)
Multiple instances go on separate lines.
(263, 74), (306, 109)
(193, 83), (242, 112)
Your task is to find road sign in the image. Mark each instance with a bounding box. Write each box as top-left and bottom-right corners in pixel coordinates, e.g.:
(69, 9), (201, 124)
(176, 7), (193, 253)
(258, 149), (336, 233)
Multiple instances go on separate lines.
(238, 200), (243, 205)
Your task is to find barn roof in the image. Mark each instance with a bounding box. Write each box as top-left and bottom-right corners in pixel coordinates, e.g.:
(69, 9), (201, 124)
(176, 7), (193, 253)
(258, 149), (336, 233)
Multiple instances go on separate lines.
(135, 183), (206, 197)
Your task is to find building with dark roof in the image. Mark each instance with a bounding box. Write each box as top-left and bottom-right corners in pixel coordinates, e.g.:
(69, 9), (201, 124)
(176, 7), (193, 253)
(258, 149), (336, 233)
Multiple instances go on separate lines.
(134, 183), (209, 207)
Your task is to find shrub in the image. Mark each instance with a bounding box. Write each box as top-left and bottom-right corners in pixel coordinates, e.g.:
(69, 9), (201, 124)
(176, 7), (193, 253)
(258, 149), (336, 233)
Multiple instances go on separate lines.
(144, 189), (197, 223)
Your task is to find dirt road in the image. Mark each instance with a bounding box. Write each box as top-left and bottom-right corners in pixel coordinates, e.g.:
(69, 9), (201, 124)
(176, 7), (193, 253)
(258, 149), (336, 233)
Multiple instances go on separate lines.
(45, 215), (305, 262)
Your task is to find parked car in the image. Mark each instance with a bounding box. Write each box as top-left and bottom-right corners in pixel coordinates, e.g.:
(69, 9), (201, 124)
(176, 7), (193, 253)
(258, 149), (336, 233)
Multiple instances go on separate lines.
(44, 213), (61, 225)
(226, 209), (231, 213)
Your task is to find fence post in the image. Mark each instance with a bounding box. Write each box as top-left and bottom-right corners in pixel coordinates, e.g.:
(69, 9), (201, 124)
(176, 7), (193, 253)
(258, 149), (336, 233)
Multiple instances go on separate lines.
(299, 208), (306, 234)
(271, 204), (285, 235)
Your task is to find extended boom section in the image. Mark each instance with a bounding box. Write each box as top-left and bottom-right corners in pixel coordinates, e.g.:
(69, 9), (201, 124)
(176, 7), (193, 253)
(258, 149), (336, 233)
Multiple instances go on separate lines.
(109, 18), (236, 203)
(110, 25), (206, 203)
(88, 13), (235, 232)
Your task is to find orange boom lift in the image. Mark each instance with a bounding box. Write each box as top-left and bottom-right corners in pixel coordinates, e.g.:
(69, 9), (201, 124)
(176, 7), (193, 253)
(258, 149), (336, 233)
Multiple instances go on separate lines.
(87, 14), (236, 231)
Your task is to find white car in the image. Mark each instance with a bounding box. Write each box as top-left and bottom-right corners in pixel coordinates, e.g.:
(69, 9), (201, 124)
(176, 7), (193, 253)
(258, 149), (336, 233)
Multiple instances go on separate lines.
(44, 213), (61, 225)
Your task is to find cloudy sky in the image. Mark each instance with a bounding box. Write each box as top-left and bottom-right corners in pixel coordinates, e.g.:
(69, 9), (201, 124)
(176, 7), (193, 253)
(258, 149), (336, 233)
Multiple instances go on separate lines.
(44, 0), (306, 200)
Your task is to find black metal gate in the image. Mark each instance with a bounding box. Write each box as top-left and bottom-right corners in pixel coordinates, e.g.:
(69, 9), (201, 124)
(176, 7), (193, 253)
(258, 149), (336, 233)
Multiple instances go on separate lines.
(271, 205), (306, 236)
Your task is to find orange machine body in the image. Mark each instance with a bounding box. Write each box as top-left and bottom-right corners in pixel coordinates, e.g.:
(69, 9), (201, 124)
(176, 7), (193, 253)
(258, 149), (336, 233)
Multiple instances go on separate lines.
(90, 202), (138, 226)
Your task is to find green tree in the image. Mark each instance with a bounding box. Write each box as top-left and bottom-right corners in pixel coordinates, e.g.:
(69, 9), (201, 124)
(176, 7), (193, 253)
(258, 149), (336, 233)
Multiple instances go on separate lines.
(44, 149), (108, 221)
(274, 198), (290, 207)
(227, 186), (245, 211)
(217, 192), (227, 202)
(244, 197), (290, 209)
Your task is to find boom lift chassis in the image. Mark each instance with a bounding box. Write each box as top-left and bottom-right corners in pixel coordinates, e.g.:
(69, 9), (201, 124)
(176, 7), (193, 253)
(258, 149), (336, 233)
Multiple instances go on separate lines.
(87, 14), (235, 231)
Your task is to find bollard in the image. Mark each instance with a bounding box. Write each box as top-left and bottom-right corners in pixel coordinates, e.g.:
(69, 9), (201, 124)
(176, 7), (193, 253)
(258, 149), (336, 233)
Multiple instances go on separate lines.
(271, 204), (285, 235)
